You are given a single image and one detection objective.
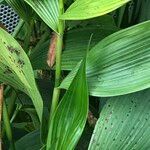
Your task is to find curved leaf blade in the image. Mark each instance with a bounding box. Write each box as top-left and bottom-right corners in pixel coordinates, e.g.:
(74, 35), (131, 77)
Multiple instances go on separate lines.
(24, 0), (59, 33)
(60, 0), (131, 20)
(46, 59), (88, 149)
(60, 20), (150, 96)
(15, 130), (42, 150)
(89, 89), (150, 149)
(5, 0), (33, 22)
(0, 28), (43, 121)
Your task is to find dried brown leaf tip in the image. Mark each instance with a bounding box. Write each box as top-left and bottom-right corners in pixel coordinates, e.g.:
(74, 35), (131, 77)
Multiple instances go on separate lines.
(47, 33), (58, 67)
(88, 111), (97, 127)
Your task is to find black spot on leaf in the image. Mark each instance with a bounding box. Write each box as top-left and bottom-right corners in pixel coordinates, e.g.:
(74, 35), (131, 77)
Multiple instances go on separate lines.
(4, 66), (12, 74)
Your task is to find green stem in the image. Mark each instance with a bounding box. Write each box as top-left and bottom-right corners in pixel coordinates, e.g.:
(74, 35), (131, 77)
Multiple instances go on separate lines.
(49, 0), (64, 119)
(10, 104), (22, 123)
(3, 100), (15, 150)
(23, 21), (34, 53)
(1, 89), (17, 138)
(7, 90), (17, 118)
(0, 85), (3, 150)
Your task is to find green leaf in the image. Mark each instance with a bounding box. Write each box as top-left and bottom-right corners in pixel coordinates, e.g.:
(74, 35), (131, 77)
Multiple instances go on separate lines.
(60, 20), (150, 97)
(89, 89), (150, 149)
(46, 59), (88, 149)
(15, 130), (42, 150)
(21, 108), (40, 129)
(24, 0), (59, 33)
(60, 0), (131, 20)
(30, 26), (118, 70)
(0, 28), (43, 121)
(5, 0), (33, 22)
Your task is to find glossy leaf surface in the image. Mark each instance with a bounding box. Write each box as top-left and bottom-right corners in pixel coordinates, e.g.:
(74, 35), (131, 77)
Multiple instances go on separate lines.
(46, 59), (88, 149)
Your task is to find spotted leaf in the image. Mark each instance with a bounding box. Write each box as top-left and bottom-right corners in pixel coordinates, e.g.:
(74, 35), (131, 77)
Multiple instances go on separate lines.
(0, 28), (43, 121)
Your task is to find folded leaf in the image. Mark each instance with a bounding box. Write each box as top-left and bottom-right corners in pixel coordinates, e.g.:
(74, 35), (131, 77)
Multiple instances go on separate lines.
(89, 89), (150, 149)
(0, 28), (43, 121)
(60, 20), (150, 96)
(24, 0), (59, 33)
(60, 0), (131, 20)
(46, 59), (88, 149)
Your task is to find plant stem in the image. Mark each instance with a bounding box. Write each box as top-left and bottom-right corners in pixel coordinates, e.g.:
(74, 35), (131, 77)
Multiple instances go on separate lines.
(50, 0), (64, 119)
(23, 20), (34, 53)
(3, 100), (15, 150)
(7, 90), (17, 118)
(0, 85), (4, 150)
(1, 89), (17, 139)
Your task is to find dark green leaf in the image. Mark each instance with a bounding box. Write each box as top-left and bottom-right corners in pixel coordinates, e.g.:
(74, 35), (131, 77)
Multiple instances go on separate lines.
(30, 26), (118, 70)
(15, 130), (42, 150)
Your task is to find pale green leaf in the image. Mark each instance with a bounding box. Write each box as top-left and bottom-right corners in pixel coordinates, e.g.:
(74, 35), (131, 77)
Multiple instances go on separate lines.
(60, 20), (150, 97)
(60, 0), (131, 20)
(89, 89), (150, 149)
(46, 59), (88, 149)
(0, 28), (43, 121)
(24, 0), (59, 33)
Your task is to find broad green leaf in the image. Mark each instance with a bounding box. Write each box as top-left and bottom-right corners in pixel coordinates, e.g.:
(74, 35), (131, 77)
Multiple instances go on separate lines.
(60, 20), (150, 97)
(46, 59), (88, 149)
(15, 130), (42, 150)
(24, 0), (59, 33)
(5, 0), (33, 22)
(89, 89), (150, 149)
(30, 26), (118, 70)
(60, 0), (131, 20)
(0, 28), (43, 121)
